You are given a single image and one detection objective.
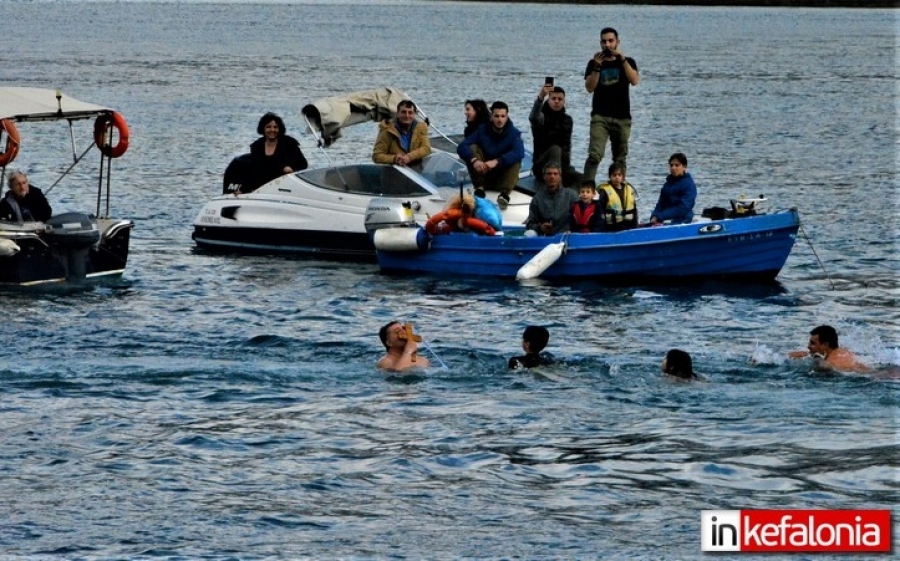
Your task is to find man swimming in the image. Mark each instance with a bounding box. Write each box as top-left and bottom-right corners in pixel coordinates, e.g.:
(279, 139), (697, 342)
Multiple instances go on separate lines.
(788, 325), (868, 373)
(377, 321), (430, 372)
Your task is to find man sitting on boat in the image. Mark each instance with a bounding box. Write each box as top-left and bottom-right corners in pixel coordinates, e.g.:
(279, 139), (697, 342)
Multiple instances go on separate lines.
(0, 170), (52, 222)
(457, 101), (525, 209)
(526, 162), (578, 236)
(372, 100), (432, 168)
(649, 152), (696, 225)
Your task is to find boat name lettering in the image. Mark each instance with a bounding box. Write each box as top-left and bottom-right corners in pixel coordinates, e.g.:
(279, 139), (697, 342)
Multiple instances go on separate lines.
(728, 232), (771, 243)
(200, 216), (221, 225)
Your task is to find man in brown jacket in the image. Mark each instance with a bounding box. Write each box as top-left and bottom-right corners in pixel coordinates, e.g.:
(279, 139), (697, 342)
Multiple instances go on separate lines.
(372, 100), (431, 167)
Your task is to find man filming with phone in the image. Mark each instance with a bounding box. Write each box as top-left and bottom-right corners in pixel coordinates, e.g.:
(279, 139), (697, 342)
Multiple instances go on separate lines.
(583, 27), (640, 182)
(529, 78), (581, 188)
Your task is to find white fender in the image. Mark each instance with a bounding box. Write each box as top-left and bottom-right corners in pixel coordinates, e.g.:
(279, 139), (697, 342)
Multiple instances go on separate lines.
(516, 242), (565, 280)
(373, 227), (429, 252)
(0, 238), (20, 257)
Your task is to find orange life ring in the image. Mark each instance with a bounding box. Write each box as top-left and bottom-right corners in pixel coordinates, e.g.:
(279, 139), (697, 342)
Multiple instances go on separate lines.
(93, 112), (130, 158)
(0, 119), (20, 167)
(425, 209), (464, 235)
(461, 216), (496, 236)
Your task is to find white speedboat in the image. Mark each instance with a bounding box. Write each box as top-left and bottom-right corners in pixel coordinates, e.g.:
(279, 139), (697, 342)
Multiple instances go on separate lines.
(0, 87), (134, 288)
(191, 87), (534, 260)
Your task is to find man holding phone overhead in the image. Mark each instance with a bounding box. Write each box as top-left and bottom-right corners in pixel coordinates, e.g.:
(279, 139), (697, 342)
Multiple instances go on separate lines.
(529, 78), (581, 188)
(583, 27), (640, 182)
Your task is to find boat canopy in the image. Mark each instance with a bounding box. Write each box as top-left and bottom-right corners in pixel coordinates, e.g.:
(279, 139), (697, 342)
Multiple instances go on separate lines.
(301, 87), (410, 147)
(0, 87), (113, 122)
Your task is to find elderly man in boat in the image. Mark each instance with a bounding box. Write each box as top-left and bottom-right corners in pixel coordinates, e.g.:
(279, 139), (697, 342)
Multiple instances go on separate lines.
(372, 100), (432, 168)
(0, 171), (52, 222)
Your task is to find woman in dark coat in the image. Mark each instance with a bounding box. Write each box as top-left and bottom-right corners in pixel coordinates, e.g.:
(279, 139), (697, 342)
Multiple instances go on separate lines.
(244, 112), (308, 193)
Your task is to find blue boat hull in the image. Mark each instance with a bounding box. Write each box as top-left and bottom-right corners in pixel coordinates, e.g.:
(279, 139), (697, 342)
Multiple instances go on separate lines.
(375, 209), (801, 282)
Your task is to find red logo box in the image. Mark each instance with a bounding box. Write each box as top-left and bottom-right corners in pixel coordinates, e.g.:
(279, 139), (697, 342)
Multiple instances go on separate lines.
(701, 509), (892, 553)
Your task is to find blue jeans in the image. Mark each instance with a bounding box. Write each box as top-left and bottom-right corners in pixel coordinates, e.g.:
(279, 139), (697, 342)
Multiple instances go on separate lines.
(583, 115), (631, 182)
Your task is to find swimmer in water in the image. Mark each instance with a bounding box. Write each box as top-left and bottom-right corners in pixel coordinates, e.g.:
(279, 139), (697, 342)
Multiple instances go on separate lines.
(788, 325), (868, 373)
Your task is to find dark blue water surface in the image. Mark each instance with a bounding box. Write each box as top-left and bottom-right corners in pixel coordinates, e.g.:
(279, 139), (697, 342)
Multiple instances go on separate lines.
(0, 1), (897, 558)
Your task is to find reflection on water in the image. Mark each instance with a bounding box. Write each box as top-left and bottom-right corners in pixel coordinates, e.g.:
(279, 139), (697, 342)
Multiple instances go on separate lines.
(0, 1), (897, 558)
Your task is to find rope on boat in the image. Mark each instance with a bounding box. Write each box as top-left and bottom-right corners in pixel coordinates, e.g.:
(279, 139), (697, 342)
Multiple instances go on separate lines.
(43, 142), (95, 195)
(798, 219), (835, 290)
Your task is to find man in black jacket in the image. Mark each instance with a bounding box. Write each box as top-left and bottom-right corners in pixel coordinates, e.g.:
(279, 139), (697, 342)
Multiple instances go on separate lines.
(529, 82), (581, 188)
(0, 171), (52, 222)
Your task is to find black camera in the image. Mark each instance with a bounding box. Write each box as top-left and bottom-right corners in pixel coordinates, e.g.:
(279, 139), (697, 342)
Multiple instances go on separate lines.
(602, 48), (613, 58)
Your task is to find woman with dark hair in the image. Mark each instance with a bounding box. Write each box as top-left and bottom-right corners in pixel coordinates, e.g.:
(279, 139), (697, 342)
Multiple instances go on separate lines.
(244, 112), (308, 193)
(463, 99), (490, 138)
(662, 348), (697, 380)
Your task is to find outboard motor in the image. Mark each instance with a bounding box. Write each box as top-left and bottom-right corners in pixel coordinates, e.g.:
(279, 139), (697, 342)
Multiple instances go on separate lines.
(43, 212), (100, 281)
(223, 153), (253, 194)
(364, 198), (417, 233)
(364, 198), (428, 253)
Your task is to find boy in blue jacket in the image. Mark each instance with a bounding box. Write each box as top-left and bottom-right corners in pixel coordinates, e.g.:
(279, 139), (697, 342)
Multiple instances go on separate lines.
(650, 152), (696, 225)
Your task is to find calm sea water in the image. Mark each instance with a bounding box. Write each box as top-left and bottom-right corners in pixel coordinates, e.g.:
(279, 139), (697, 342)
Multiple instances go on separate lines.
(0, 1), (897, 558)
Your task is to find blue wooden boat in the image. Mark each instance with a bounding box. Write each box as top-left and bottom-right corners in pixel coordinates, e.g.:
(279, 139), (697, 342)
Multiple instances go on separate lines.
(369, 204), (800, 282)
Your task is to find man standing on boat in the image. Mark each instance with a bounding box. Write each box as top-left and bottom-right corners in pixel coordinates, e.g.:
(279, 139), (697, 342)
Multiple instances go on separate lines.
(529, 81), (581, 189)
(526, 162), (578, 236)
(0, 171), (52, 222)
(583, 27), (639, 182)
(457, 101), (525, 209)
(372, 100), (432, 168)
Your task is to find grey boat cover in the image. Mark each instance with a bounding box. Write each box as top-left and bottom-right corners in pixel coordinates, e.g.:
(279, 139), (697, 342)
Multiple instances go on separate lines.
(0, 87), (114, 122)
(301, 87), (410, 147)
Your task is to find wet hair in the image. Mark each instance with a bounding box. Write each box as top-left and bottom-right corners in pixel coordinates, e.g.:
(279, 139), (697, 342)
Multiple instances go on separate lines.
(669, 152), (688, 167)
(257, 112), (286, 136)
(379, 320), (400, 350)
(608, 163), (625, 177)
(397, 99), (417, 112)
(664, 349), (695, 379)
(490, 101), (509, 113)
(810, 325), (839, 349)
(550, 86), (566, 96)
(465, 99), (490, 125)
(601, 27), (619, 39)
(579, 178), (596, 191)
(523, 326), (550, 353)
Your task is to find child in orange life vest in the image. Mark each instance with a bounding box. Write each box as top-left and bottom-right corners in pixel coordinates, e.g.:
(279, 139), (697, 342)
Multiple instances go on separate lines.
(568, 178), (605, 233)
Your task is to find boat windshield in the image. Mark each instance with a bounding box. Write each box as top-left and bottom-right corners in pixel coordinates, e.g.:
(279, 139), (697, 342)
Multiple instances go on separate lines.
(417, 151), (471, 188)
(297, 164), (434, 197)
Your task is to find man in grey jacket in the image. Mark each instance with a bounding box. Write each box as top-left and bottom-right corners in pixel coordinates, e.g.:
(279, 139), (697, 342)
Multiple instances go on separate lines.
(526, 162), (578, 236)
